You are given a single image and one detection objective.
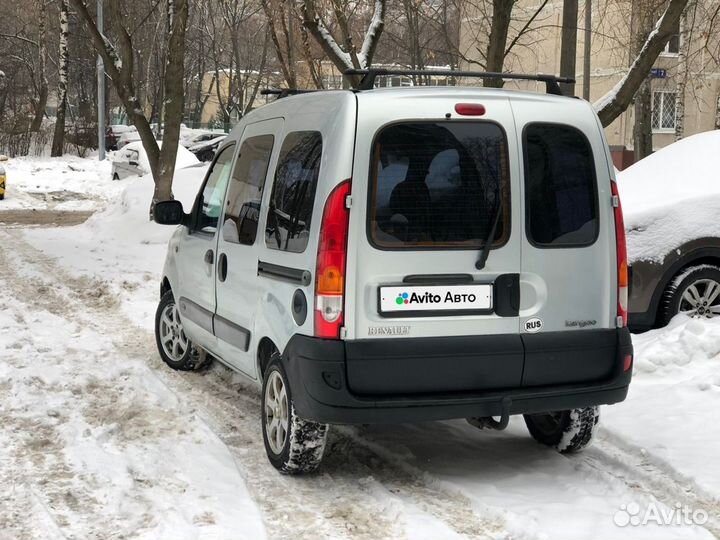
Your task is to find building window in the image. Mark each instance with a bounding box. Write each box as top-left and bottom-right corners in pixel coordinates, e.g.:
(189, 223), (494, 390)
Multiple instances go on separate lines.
(652, 91), (677, 131)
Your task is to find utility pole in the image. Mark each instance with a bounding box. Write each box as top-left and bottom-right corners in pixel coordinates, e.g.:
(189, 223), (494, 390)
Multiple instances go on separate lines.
(583, 0), (591, 100)
(560, 0), (579, 95)
(97, 0), (105, 160)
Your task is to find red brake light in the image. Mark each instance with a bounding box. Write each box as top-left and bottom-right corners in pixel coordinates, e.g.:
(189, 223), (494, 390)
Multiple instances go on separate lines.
(611, 180), (628, 327)
(314, 179), (351, 339)
(454, 103), (486, 116)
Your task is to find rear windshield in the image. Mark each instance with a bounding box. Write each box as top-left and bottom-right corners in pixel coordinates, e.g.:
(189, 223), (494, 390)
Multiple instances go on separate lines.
(369, 122), (510, 249)
(524, 123), (598, 247)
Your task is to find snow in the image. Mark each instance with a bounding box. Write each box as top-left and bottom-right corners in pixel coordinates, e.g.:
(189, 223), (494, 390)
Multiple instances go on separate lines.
(0, 155), (117, 212)
(617, 130), (720, 263)
(3, 154), (720, 538)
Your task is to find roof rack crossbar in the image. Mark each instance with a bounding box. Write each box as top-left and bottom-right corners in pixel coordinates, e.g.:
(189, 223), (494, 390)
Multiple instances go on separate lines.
(260, 88), (318, 99)
(343, 68), (575, 96)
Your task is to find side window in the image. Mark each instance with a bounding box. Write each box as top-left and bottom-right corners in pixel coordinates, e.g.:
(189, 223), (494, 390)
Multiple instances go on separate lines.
(524, 124), (598, 247)
(221, 135), (274, 245)
(265, 131), (322, 253)
(194, 144), (235, 234)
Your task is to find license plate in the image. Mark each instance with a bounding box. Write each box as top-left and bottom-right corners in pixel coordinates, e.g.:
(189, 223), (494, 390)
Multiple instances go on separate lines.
(378, 284), (493, 316)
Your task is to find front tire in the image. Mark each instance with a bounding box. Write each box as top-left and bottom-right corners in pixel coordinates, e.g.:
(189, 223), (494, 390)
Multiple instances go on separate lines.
(155, 290), (207, 371)
(659, 265), (720, 326)
(524, 407), (599, 453)
(262, 355), (328, 474)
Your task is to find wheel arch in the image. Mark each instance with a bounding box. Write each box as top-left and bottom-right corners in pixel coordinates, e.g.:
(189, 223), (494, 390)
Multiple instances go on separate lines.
(257, 337), (279, 383)
(649, 244), (720, 327)
(160, 277), (173, 298)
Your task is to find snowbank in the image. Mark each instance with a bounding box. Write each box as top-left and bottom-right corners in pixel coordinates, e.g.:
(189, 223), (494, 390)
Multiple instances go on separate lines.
(604, 316), (720, 495)
(0, 155), (116, 211)
(617, 131), (720, 263)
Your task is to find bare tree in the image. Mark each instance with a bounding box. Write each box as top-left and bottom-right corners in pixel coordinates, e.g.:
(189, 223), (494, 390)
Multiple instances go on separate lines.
(559, 0), (578, 95)
(675, 0), (697, 140)
(69, 0), (189, 204)
(51, 0), (69, 157)
(484, 0), (514, 87)
(30, 0), (48, 132)
(594, 0), (690, 127)
(302, 0), (387, 75)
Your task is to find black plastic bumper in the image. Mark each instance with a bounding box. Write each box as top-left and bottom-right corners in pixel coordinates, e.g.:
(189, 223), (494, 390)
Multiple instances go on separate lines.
(282, 328), (633, 424)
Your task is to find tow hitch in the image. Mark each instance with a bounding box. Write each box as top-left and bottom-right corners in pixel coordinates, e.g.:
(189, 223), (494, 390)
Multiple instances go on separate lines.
(467, 396), (512, 430)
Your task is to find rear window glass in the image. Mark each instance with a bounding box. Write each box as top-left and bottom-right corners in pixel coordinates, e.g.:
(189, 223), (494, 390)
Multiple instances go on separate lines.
(369, 122), (510, 249)
(524, 124), (598, 246)
(266, 131), (322, 253)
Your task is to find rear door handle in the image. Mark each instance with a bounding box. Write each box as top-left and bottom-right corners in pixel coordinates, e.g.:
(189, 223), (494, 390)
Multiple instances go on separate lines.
(204, 249), (214, 264)
(218, 253), (228, 282)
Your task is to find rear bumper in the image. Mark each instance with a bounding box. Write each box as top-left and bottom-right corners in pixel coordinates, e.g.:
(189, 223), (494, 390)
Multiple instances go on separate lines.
(282, 328), (633, 424)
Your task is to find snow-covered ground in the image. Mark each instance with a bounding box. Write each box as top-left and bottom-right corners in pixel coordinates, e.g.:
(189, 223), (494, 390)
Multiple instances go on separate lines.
(2, 155), (720, 539)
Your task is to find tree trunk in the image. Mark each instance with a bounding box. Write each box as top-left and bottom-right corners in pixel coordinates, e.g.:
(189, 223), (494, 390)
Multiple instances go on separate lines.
(31, 0), (49, 132)
(675, 1), (695, 141)
(154, 0), (189, 203)
(51, 0), (70, 157)
(594, 0), (690, 127)
(560, 0), (579, 95)
(631, 0), (655, 160)
(484, 0), (514, 88)
(633, 80), (653, 159)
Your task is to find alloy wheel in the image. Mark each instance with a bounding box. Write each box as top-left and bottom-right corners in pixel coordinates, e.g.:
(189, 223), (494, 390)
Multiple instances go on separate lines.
(679, 279), (720, 319)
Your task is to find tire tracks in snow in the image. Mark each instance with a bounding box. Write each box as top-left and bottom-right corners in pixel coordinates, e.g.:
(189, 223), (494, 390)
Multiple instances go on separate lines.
(585, 432), (720, 537)
(5, 227), (718, 539)
(3, 228), (509, 540)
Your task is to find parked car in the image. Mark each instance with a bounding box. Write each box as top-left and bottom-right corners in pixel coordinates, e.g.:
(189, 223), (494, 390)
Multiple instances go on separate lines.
(181, 131), (223, 148)
(106, 124), (136, 151)
(189, 135), (226, 162)
(111, 141), (200, 180)
(619, 131), (720, 331)
(152, 70), (633, 473)
(116, 130), (142, 150)
(111, 144), (143, 180)
(0, 155), (7, 200)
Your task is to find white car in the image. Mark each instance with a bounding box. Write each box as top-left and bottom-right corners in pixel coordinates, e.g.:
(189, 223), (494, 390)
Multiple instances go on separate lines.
(181, 131), (223, 148)
(111, 141), (200, 180)
(117, 131), (142, 149)
(151, 69), (633, 474)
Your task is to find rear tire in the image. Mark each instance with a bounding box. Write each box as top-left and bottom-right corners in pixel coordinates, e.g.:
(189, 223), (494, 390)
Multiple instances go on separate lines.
(154, 290), (208, 371)
(262, 355), (328, 474)
(524, 407), (599, 453)
(112, 173), (120, 181)
(659, 265), (720, 326)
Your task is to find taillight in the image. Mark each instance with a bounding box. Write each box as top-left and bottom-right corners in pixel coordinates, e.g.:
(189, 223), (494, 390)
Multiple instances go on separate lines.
(454, 103), (486, 116)
(314, 179), (351, 339)
(611, 180), (628, 327)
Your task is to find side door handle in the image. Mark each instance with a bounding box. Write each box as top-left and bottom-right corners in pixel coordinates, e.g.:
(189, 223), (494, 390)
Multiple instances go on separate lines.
(218, 253), (228, 282)
(204, 249), (214, 264)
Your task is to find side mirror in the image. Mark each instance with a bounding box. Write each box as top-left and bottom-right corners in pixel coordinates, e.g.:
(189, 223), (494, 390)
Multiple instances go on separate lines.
(154, 200), (187, 225)
(129, 160), (139, 167)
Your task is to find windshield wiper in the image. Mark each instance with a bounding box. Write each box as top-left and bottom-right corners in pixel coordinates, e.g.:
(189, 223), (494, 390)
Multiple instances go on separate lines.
(475, 202), (503, 270)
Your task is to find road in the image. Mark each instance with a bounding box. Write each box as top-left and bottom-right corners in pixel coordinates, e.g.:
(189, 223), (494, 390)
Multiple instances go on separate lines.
(0, 214), (717, 540)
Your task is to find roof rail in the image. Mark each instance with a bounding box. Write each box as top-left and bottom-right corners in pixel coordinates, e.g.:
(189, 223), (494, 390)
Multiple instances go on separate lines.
(343, 68), (575, 96)
(260, 88), (318, 99)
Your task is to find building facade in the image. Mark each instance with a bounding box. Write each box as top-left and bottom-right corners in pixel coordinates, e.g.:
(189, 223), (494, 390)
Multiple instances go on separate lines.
(459, 0), (720, 160)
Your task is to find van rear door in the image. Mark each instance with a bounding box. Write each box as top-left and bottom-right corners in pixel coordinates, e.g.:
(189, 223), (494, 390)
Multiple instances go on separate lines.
(344, 91), (524, 395)
(511, 98), (617, 387)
